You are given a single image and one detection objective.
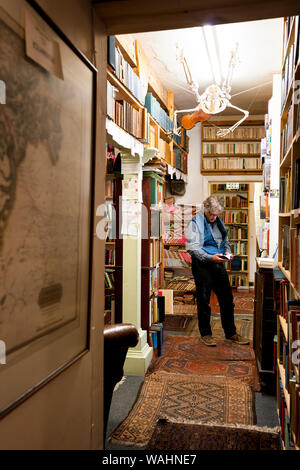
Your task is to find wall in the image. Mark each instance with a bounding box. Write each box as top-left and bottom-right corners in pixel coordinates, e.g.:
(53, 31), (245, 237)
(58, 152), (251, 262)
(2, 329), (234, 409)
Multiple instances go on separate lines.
(176, 118), (265, 283)
(0, 0), (107, 449)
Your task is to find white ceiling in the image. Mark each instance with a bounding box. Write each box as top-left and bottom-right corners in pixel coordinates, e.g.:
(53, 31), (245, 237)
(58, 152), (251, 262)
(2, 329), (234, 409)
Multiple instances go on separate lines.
(130, 17), (284, 116)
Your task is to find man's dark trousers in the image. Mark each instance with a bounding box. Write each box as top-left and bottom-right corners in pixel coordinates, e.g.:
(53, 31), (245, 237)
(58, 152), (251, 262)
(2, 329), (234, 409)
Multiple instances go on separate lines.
(191, 257), (237, 339)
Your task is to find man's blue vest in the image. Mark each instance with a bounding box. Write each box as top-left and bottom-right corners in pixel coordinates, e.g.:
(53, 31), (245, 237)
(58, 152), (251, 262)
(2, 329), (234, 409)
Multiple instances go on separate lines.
(192, 211), (227, 255)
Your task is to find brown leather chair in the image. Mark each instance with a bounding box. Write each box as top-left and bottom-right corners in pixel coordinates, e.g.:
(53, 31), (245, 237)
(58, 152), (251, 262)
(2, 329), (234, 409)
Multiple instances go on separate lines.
(103, 323), (139, 439)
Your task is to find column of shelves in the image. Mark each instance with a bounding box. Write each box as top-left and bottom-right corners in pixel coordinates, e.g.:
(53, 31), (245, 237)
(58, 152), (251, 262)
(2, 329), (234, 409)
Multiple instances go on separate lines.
(162, 202), (197, 309)
(275, 275), (300, 450)
(201, 124), (264, 175)
(107, 35), (189, 175)
(104, 153), (116, 324)
(211, 184), (249, 288)
(141, 174), (164, 338)
(104, 146), (123, 324)
(277, 15), (300, 450)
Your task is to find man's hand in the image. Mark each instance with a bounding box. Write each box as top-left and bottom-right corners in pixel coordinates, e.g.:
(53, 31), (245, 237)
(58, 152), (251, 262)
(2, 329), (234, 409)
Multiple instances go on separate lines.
(212, 253), (227, 263)
(226, 252), (234, 260)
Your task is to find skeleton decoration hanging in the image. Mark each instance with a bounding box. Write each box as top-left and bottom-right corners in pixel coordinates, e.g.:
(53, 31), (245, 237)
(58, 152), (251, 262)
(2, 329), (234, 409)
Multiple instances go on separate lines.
(173, 42), (249, 137)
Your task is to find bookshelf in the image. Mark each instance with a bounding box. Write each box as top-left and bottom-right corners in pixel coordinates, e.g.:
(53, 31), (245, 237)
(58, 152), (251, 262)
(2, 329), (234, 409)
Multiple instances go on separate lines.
(162, 201), (197, 306)
(276, 15), (300, 450)
(104, 146), (116, 324)
(201, 123), (265, 175)
(107, 35), (189, 175)
(141, 173), (164, 336)
(210, 183), (250, 288)
(104, 145), (123, 325)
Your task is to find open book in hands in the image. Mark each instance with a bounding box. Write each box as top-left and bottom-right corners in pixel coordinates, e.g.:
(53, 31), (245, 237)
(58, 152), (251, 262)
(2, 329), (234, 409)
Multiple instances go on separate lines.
(218, 253), (232, 260)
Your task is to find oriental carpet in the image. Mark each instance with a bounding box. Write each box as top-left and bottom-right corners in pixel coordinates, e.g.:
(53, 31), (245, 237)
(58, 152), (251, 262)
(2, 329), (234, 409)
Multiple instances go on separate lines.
(108, 372), (256, 447)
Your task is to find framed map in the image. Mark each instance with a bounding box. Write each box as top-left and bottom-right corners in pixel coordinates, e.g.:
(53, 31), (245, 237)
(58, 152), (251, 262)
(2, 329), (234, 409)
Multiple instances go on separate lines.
(0, 0), (96, 415)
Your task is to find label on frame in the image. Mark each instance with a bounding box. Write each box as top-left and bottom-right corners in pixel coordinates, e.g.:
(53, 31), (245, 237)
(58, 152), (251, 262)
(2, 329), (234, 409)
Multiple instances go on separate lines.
(24, 10), (64, 80)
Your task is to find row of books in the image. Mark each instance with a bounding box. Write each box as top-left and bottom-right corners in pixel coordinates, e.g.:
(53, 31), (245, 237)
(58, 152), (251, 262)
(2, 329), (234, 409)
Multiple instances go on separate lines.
(227, 226), (248, 240)
(149, 323), (164, 357)
(104, 270), (115, 289)
(278, 381), (292, 449)
(164, 247), (191, 267)
(289, 379), (300, 449)
(279, 172), (291, 213)
(202, 157), (261, 170)
(108, 37), (145, 105)
(287, 305), (300, 379)
(281, 42), (295, 110)
(114, 99), (143, 139)
(149, 296), (165, 328)
(144, 155), (169, 177)
(283, 17), (294, 57)
(149, 265), (163, 294)
(275, 279), (290, 319)
(226, 258), (248, 272)
(282, 225), (290, 271)
(173, 148), (187, 173)
(145, 92), (173, 133)
(144, 173), (164, 208)
(163, 236), (186, 244)
(292, 159), (300, 210)
(222, 194), (248, 209)
(104, 294), (115, 312)
(149, 239), (162, 268)
(228, 274), (248, 287)
(229, 241), (247, 256)
(280, 105), (293, 161)
(296, 102), (300, 137)
(202, 142), (261, 155)
(202, 126), (265, 140)
(171, 128), (190, 151)
(290, 227), (300, 291)
(165, 276), (196, 292)
(221, 211), (248, 224)
(105, 246), (115, 266)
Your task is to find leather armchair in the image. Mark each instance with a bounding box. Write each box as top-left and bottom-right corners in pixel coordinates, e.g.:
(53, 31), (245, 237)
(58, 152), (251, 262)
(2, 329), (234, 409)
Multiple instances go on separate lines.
(103, 323), (139, 439)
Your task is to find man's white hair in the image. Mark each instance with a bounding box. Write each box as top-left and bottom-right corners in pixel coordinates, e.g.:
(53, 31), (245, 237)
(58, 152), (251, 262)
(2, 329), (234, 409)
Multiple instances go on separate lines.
(203, 196), (223, 213)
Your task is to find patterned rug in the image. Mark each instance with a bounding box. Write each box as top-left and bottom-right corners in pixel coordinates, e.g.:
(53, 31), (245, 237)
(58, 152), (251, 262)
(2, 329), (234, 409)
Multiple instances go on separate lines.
(109, 372), (256, 447)
(211, 290), (254, 315)
(184, 313), (253, 340)
(147, 336), (260, 391)
(146, 418), (280, 451)
(155, 335), (255, 361)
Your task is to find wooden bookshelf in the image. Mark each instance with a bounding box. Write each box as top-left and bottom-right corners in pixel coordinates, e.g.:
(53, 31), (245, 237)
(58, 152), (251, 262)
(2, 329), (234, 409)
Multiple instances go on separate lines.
(201, 123), (264, 175)
(276, 15), (300, 451)
(141, 173), (164, 336)
(104, 145), (123, 324)
(211, 183), (249, 288)
(162, 202), (197, 304)
(107, 37), (189, 175)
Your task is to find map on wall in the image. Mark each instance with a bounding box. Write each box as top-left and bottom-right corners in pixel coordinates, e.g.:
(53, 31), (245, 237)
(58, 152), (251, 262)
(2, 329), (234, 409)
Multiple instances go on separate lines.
(0, 11), (92, 358)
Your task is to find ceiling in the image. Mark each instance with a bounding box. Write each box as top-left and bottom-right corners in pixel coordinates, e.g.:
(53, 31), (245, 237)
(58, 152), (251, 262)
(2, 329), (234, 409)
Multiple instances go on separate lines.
(130, 17), (284, 116)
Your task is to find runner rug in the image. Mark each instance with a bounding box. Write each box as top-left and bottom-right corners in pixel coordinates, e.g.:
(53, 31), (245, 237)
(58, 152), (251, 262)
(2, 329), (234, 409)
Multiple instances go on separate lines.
(146, 418), (280, 451)
(108, 372), (256, 447)
(184, 313), (254, 340)
(146, 336), (260, 391)
(211, 290), (255, 315)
